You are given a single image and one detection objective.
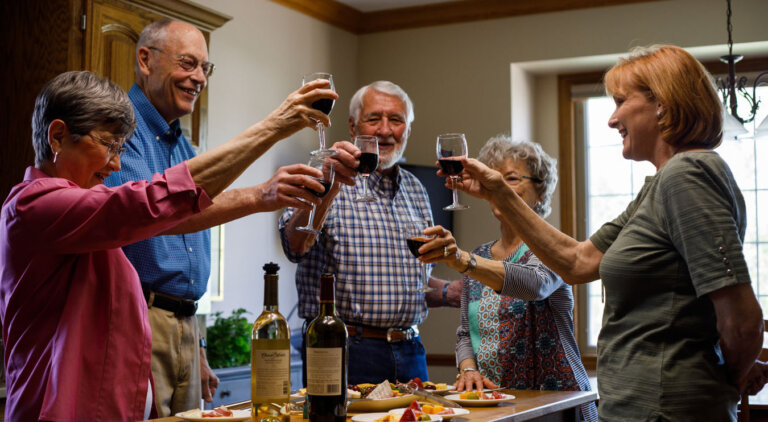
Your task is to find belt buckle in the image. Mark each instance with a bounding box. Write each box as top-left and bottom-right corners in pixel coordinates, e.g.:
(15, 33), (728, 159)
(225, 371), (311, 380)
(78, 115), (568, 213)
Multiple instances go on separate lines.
(386, 328), (397, 343)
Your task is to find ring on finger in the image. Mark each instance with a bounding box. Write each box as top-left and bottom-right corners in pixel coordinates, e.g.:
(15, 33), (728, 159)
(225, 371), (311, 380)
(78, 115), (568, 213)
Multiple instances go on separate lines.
(443, 246), (450, 257)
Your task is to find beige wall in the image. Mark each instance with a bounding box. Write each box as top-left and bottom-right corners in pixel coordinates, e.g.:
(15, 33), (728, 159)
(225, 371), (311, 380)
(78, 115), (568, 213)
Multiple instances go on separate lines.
(197, 0), (768, 379)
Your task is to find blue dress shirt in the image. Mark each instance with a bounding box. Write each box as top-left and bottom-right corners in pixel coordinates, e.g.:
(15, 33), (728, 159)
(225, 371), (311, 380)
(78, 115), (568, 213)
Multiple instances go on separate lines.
(105, 83), (210, 300)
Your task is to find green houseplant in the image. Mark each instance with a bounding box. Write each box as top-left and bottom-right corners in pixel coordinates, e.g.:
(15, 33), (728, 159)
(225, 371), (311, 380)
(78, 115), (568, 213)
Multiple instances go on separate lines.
(206, 308), (251, 369)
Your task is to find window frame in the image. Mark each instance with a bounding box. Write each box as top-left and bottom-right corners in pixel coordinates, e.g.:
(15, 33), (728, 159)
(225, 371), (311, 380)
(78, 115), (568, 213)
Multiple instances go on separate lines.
(556, 56), (768, 367)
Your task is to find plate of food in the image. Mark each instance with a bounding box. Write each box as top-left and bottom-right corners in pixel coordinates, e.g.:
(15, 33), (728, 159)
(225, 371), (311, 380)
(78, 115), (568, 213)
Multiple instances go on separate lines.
(421, 381), (452, 395)
(347, 380), (416, 412)
(175, 406), (250, 421)
(389, 403), (469, 420)
(443, 391), (515, 407)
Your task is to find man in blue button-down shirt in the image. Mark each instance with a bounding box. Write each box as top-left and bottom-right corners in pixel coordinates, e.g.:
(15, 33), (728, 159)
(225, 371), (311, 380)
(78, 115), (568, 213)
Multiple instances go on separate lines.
(105, 19), (338, 417)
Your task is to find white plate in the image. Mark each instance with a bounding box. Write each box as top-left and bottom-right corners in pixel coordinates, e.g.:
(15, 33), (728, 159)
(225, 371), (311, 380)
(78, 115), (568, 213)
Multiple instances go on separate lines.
(423, 387), (453, 395)
(347, 394), (417, 412)
(175, 408), (250, 421)
(351, 412), (391, 422)
(390, 407), (464, 420)
(443, 393), (515, 407)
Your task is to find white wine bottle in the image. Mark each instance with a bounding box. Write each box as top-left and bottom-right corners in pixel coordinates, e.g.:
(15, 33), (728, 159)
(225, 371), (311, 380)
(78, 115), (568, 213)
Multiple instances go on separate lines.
(306, 273), (348, 422)
(251, 262), (290, 422)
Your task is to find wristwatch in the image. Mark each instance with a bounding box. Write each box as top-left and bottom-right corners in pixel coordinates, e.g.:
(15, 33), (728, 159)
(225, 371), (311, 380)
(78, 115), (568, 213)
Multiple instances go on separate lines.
(461, 253), (477, 274)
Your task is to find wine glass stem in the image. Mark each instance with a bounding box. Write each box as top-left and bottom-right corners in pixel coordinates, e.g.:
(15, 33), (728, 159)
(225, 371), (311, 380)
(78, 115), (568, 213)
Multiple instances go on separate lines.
(451, 176), (460, 205)
(305, 203), (317, 230)
(421, 263), (429, 291)
(361, 174), (369, 196)
(317, 122), (326, 151)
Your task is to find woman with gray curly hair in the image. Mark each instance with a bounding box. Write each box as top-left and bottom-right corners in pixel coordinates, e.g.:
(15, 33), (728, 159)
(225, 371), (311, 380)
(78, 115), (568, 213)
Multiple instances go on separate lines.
(420, 135), (596, 422)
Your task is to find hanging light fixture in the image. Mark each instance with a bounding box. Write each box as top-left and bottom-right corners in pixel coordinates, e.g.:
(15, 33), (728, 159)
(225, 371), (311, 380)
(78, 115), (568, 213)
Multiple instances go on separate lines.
(716, 0), (768, 139)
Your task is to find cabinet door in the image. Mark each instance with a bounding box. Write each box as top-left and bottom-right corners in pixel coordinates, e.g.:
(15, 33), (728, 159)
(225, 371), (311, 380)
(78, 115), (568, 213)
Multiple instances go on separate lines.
(86, 0), (162, 92)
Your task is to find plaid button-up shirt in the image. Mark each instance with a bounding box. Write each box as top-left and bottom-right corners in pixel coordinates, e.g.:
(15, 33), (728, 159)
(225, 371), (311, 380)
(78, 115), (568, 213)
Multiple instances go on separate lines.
(279, 166), (434, 328)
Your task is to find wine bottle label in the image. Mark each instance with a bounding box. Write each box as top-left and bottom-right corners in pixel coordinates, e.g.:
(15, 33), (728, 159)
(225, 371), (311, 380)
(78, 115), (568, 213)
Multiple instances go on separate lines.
(306, 347), (343, 396)
(252, 348), (290, 399)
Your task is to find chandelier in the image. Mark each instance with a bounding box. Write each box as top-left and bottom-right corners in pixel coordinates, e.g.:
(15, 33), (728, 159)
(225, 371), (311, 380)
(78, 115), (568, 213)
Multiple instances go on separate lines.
(716, 0), (768, 139)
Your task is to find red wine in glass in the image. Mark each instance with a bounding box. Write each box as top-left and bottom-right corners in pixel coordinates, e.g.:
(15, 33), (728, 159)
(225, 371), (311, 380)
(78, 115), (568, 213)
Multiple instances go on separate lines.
(354, 135), (379, 203)
(312, 98), (335, 115)
(357, 153), (379, 174)
(407, 236), (431, 257)
(308, 179), (333, 198)
(438, 158), (464, 176)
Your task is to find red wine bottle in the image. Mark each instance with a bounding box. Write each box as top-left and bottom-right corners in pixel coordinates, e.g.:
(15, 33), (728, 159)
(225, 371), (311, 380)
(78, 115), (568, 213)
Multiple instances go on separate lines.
(306, 273), (348, 422)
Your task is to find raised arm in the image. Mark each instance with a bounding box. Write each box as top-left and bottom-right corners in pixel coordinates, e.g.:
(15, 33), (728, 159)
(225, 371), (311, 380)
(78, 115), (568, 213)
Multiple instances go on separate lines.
(186, 79), (337, 198)
(447, 158), (603, 284)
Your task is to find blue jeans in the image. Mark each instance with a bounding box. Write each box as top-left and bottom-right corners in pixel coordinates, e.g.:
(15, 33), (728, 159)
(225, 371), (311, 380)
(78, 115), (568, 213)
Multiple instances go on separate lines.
(300, 322), (429, 386)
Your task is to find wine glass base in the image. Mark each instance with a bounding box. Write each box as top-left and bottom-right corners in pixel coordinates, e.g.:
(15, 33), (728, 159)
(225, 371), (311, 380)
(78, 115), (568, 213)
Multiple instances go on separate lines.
(297, 225), (320, 235)
(443, 203), (470, 211)
(354, 194), (376, 202)
(310, 148), (338, 157)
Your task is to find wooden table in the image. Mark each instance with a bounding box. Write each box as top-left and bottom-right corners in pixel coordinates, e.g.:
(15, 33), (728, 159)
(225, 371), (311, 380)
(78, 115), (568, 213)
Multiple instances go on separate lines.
(147, 389), (597, 422)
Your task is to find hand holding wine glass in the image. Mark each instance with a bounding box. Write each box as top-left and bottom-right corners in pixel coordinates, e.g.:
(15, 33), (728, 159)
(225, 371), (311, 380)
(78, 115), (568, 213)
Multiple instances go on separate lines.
(437, 133), (469, 210)
(302, 73), (337, 157)
(297, 155), (336, 234)
(354, 135), (379, 202)
(402, 218), (437, 293)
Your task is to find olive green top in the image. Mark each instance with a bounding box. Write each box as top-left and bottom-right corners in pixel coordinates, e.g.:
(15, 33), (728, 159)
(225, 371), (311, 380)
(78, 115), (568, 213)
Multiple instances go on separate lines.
(590, 151), (749, 421)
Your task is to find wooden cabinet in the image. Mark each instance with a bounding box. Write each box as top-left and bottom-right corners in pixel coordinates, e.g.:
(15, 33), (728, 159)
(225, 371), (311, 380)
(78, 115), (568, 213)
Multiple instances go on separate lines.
(0, 0), (231, 202)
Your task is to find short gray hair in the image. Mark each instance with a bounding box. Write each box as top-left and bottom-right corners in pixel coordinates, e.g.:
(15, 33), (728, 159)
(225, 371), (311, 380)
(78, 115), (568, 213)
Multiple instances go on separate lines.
(32, 71), (136, 167)
(477, 135), (558, 218)
(134, 19), (174, 75)
(349, 81), (414, 128)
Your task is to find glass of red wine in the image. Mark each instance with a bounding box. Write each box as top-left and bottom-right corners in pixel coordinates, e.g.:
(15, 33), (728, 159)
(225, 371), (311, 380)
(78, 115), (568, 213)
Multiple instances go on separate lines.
(302, 73), (337, 157)
(297, 155), (335, 234)
(436, 133), (469, 211)
(353, 135), (379, 202)
(402, 218), (436, 293)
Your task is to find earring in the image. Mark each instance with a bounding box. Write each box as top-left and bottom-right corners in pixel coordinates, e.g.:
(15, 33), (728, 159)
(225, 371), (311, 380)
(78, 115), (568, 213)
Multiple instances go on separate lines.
(657, 110), (662, 119)
(53, 152), (58, 164)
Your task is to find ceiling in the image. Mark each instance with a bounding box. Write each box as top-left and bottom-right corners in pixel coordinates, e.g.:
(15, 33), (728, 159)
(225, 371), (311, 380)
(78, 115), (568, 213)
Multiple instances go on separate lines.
(270, 0), (665, 34)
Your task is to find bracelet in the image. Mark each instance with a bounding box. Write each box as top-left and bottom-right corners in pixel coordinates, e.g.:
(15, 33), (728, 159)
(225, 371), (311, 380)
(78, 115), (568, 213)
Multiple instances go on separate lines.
(461, 253), (477, 274)
(456, 367), (478, 380)
(442, 283), (449, 306)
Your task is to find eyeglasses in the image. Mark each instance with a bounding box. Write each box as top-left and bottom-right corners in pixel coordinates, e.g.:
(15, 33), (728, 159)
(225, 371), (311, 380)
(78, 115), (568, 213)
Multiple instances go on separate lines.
(148, 46), (215, 78)
(505, 174), (543, 185)
(89, 133), (127, 158)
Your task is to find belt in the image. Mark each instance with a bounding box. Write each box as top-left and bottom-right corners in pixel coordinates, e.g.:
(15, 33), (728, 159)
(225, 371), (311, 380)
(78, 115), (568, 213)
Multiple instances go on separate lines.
(345, 324), (416, 343)
(143, 288), (197, 317)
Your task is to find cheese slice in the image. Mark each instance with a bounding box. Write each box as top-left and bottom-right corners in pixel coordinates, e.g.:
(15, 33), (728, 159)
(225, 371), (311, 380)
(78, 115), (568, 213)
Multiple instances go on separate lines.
(366, 380), (395, 399)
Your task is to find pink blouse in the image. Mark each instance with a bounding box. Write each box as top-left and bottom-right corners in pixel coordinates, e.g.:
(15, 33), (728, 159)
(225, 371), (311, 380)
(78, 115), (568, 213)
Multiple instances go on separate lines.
(0, 163), (212, 421)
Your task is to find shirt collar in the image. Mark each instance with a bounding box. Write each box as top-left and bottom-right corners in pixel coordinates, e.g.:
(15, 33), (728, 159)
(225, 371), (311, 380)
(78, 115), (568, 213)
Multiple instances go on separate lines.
(368, 165), (402, 198)
(128, 83), (183, 143)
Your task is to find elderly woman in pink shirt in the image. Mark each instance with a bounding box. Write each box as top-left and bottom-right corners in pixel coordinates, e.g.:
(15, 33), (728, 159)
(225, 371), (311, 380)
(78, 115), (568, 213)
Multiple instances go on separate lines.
(0, 71), (333, 421)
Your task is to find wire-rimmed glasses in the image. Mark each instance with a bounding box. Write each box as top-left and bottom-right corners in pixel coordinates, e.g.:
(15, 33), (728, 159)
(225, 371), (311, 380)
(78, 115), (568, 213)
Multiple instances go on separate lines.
(296, 155), (335, 234)
(437, 133), (469, 211)
(89, 133), (127, 164)
(354, 135), (379, 202)
(302, 73), (337, 157)
(147, 46), (215, 77)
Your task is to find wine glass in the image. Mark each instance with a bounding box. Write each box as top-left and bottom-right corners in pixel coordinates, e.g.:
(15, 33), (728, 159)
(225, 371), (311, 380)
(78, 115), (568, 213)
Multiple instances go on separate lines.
(297, 155), (335, 234)
(302, 73), (337, 157)
(402, 218), (436, 293)
(354, 135), (379, 202)
(436, 133), (469, 211)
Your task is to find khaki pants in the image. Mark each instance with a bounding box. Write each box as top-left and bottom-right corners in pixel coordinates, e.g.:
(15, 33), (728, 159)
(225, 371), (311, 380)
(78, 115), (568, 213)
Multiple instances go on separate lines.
(148, 306), (201, 417)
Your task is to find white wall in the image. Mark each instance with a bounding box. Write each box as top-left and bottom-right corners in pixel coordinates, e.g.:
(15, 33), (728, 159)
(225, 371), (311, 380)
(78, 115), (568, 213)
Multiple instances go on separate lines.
(196, 0), (358, 325)
(196, 0), (768, 379)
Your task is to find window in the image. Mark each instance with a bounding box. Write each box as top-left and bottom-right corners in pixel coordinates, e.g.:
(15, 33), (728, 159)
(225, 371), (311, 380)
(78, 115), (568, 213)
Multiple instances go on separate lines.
(563, 73), (768, 355)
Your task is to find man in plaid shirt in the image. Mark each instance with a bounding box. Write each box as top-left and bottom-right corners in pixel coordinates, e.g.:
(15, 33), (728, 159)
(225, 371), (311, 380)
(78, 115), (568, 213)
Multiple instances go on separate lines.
(279, 81), (462, 384)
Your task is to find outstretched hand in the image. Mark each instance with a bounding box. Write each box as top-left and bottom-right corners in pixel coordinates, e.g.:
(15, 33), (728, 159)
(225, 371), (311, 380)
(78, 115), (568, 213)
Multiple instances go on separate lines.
(328, 141), (361, 188)
(436, 158), (507, 201)
(262, 79), (338, 139)
(255, 164), (325, 211)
